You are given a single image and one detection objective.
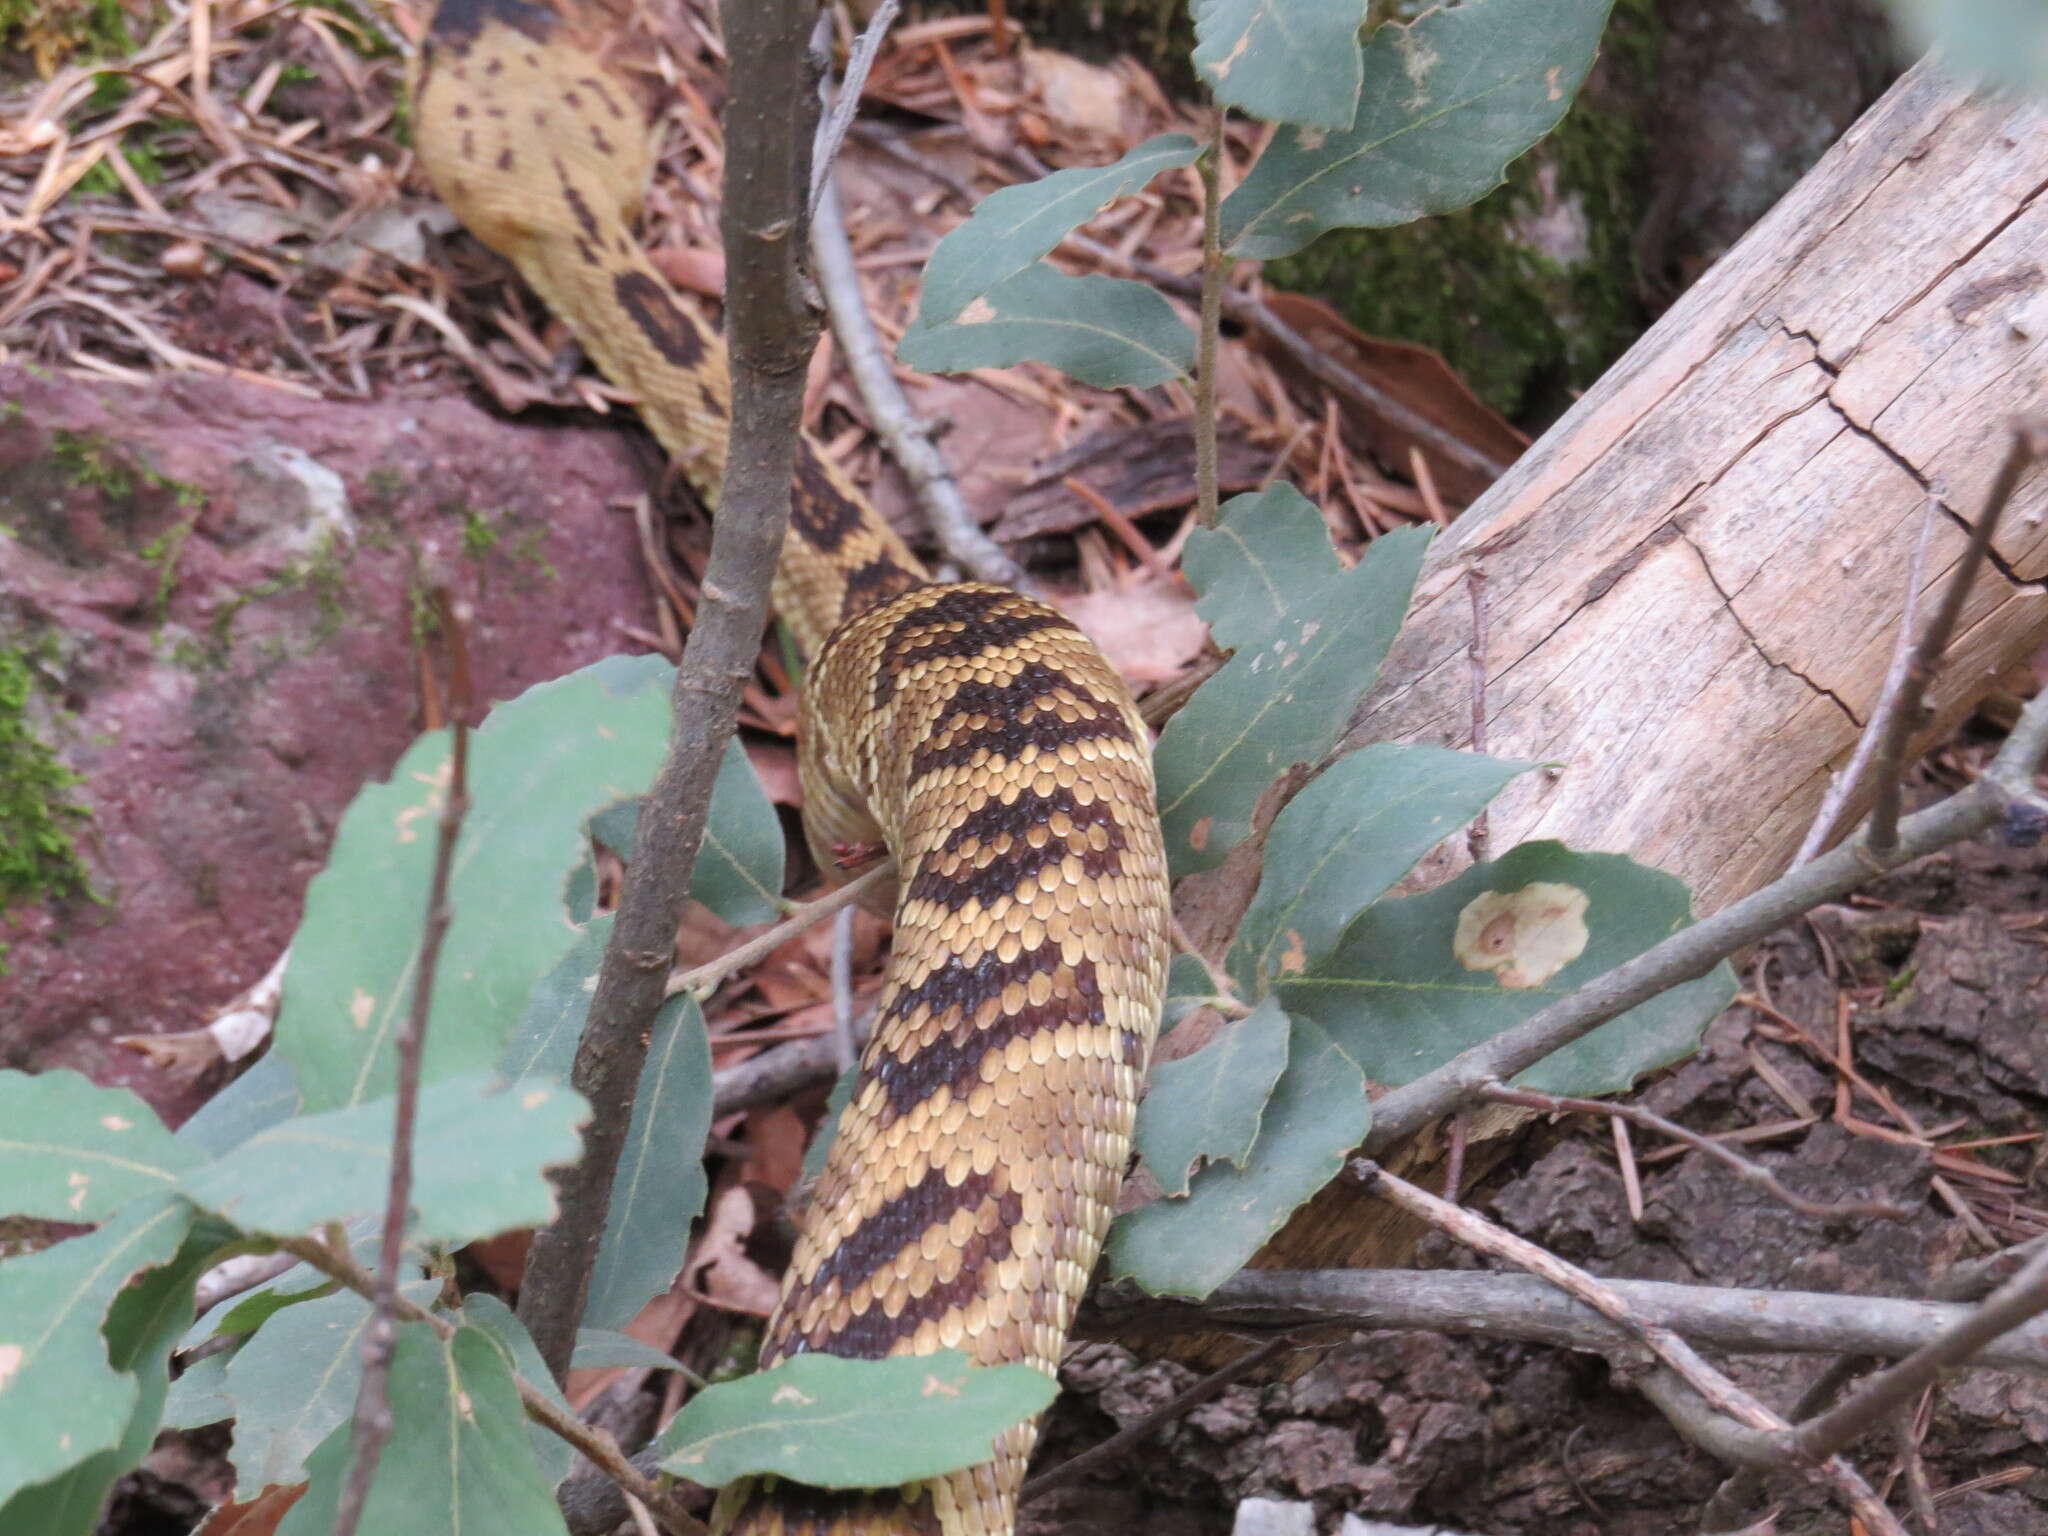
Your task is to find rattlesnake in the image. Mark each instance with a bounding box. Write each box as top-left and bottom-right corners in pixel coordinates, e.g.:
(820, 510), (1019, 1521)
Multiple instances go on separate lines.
(412, 3), (1172, 1531)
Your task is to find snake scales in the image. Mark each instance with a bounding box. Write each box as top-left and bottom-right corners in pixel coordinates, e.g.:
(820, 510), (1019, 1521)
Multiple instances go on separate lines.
(412, 3), (1172, 1531)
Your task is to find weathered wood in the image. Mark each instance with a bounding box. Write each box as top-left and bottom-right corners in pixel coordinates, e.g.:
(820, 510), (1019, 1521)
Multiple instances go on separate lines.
(1353, 59), (2048, 909)
(1156, 62), (2048, 1351)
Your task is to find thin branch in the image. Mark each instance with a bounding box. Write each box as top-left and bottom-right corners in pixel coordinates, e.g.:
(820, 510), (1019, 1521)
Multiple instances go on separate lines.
(828, 904), (858, 1073)
(1067, 235), (1513, 487)
(1090, 1268), (2048, 1376)
(1194, 116), (1225, 528)
(1475, 1080), (1916, 1223)
(1869, 425), (2040, 854)
(1019, 1336), (1294, 1504)
(334, 588), (471, 1536)
(1789, 1235), (2048, 1466)
(517, 0), (825, 1383)
(665, 861), (893, 1000)
(1353, 1162), (1907, 1536)
(1794, 492), (1939, 864)
(274, 1234), (706, 1536)
(1360, 682), (2048, 1158)
(807, 0), (900, 217)
(811, 175), (1025, 586)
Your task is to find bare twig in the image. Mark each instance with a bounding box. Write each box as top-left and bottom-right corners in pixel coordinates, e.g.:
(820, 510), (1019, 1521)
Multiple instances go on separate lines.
(1020, 1336), (1294, 1503)
(665, 861), (893, 1000)
(1475, 1080), (1917, 1223)
(1194, 117), (1225, 528)
(335, 587), (471, 1536)
(807, 0), (900, 217)
(1790, 1235), (2048, 1467)
(1794, 493), (1939, 864)
(1090, 1268), (2048, 1374)
(1893, 1396), (1939, 1536)
(1360, 682), (2048, 1159)
(1067, 235), (1512, 488)
(273, 1233), (706, 1536)
(1869, 425), (2040, 854)
(811, 176), (1025, 586)
(517, 0), (825, 1383)
(1353, 1162), (1908, 1536)
(828, 904), (858, 1073)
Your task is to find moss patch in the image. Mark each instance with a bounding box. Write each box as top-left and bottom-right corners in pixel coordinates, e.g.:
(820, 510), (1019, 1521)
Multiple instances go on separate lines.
(1, 0), (138, 77)
(0, 645), (94, 917)
(1265, 0), (1659, 424)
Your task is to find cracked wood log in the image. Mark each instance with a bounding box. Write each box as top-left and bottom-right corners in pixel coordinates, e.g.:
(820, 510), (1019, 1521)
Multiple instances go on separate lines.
(1168, 60), (2048, 1339)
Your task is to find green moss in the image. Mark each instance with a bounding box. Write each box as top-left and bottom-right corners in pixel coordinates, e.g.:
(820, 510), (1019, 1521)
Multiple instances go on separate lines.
(461, 506), (501, 558)
(1, 0), (137, 73)
(1264, 0), (1659, 422)
(199, 533), (353, 664)
(0, 646), (94, 921)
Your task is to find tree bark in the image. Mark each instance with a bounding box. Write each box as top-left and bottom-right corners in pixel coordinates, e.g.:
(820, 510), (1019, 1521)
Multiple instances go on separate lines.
(1186, 58), (2048, 1320)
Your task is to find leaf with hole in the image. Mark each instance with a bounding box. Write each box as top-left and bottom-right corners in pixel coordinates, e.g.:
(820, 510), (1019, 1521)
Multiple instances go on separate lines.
(1108, 1011), (1369, 1299)
(654, 1351), (1056, 1488)
(1276, 840), (1735, 1095)
(0, 1193), (193, 1505)
(914, 133), (1200, 325)
(182, 1070), (586, 1245)
(1135, 996), (1291, 1196)
(1230, 744), (1533, 995)
(277, 1324), (568, 1536)
(1154, 488), (1430, 877)
(900, 266), (1194, 389)
(1193, 0), (1370, 129)
(0, 1070), (195, 1222)
(1221, 0), (1613, 259)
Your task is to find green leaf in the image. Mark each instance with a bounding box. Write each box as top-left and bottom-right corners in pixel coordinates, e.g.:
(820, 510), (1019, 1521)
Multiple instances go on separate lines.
(583, 993), (712, 1330)
(1221, 0), (1614, 259)
(1155, 491), (1430, 877)
(182, 1070), (587, 1245)
(0, 1070), (195, 1221)
(899, 266), (1194, 388)
(572, 1329), (690, 1373)
(915, 133), (1201, 325)
(180, 1217), (393, 1350)
(161, 1347), (234, 1430)
(498, 915), (615, 1089)
(1135, 996), (1291, 1196)
(1276, 840), (1735, 1096)
(655, 1351), (1056, 1488)
(174, 1053), (301, 1158)
(218, 1277), (440, 1495)
(1193, 0), (1369, 129)
(278, 1324), (569, 1536)
(0, 1222), (217, 1534)
(567, 740), (787, 928)
(277, 654), (674, 1111)
(1108, 1011), (1368, 1299)
(1887, 0), (2048, 92)
(1161, 952), (1221, 1035)
(0, 1192), (194, 1504)
(462, 1295), (575, 1489)
(1230, 745), (1533, 995)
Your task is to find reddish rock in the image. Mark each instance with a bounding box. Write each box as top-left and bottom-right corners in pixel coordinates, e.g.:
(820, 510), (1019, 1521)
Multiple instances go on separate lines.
(0, 366), (656, 1123)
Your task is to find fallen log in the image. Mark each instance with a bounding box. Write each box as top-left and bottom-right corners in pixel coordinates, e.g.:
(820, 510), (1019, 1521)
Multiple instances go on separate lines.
(1195, 57), (2048, 1305)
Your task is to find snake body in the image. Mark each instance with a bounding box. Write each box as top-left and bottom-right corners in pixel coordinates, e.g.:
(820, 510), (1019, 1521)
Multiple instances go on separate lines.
(413, 5), (1171, 1532)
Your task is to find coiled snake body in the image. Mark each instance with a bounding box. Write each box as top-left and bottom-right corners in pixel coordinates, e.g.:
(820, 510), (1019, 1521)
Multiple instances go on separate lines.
(414, 4), (1172, 1531)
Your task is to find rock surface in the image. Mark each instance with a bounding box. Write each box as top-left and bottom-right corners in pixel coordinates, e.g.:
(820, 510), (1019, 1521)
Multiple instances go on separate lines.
(0, 365), (653, 1122)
